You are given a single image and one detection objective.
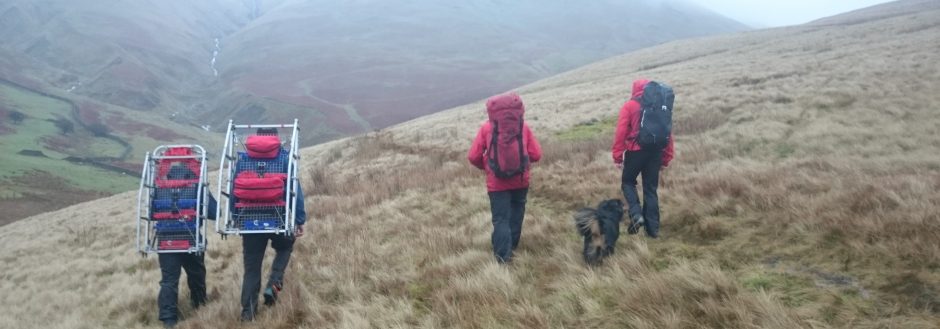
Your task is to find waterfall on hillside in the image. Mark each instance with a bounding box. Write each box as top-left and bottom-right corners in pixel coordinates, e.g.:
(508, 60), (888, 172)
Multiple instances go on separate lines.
(210, 38), (220, 77)
(249, 0), (261, 19)
(66, 81), (82, 93)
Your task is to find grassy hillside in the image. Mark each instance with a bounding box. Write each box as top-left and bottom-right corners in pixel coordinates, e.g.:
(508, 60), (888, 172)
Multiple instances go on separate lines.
(0, 0), (746, 223)
(0, 0), (747, 146)
(0, 0), (246, 223)
(1, 1), (938, 328)
(0, 79), (222, 225)
(0, 81), (132, 225)
(216, 0), (748, 143)
(0, 0), (262, 112)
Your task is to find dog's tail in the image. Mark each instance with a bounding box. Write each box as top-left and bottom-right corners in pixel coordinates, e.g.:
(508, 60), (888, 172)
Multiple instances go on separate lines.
(574, 208), (604, 264)
(574, 208), (597, 235)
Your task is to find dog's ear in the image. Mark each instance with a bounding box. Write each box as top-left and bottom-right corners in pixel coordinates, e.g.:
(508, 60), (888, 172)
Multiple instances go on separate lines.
(597, 199), (613, 210)
(599, 199), (624, 213)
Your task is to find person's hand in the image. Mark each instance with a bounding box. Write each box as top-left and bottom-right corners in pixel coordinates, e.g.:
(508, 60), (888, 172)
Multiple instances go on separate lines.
(294, 225), (305, 238)
(615, 162), (623, 169)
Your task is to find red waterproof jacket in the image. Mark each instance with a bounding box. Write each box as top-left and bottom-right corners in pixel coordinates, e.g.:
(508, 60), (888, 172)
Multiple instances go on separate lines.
(612, 79), (675, 166)
(468, 121), (542, 192)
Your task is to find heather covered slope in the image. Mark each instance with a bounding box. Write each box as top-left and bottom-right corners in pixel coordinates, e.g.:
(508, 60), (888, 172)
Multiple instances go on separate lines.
(0, 0), (748, 145)
(0, 0), (746, 223)
(0, 0), (253, 223)
(0, 0), (263, 111)
(216, 0), (748, 139)
(1, 1), (939, 328)
(0, 79), (221, 225)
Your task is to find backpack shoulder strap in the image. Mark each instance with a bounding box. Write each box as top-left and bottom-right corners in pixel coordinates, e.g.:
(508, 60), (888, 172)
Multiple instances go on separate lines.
(488, 120), (499, 154)
(516, 121), (525, 162)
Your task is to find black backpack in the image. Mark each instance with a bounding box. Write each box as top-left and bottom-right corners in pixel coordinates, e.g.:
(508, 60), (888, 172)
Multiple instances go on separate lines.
(634, 81), (674, 150)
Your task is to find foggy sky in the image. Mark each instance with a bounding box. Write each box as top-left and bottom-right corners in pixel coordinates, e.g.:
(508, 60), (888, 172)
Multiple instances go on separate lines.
(688, 0), (896, 27)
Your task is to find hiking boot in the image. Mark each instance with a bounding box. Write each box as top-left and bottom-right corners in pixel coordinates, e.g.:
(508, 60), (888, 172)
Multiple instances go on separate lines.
(627, 215), (644, 235)
(162, 320), (177, 328)
(263, 282), (282, 306)
(191, 297), (206, 310)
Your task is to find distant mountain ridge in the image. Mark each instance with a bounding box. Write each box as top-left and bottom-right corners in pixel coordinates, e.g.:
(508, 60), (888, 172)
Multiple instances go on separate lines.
(0, 0), (748, 144)
(0, 0), (745, 225)
(809, 0), (940, 25)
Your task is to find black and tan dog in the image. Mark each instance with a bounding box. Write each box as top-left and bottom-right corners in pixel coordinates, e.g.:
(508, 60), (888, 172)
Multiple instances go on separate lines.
(573, 199), (625, 266)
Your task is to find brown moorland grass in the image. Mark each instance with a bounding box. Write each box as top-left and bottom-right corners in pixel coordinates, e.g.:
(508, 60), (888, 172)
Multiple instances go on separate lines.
(1, 1), (940, 328)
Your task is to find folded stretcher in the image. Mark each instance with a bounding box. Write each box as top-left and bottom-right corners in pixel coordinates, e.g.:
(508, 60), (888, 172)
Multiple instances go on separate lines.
(216, 119), (300, 236)
(136, 145), (210, 254)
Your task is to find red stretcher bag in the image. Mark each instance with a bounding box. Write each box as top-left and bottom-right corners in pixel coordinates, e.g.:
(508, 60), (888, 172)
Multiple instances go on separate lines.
(233, 171), (285, 201)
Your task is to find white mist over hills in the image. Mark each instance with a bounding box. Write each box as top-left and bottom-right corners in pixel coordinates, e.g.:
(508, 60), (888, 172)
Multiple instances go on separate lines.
(0, 0), (748, 224)
(689, 0), (896, 27)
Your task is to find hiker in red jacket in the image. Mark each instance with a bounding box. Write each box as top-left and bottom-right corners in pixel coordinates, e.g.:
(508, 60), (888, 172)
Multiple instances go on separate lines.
(612, 79), (674, 238)
(468, 92), (542, 264)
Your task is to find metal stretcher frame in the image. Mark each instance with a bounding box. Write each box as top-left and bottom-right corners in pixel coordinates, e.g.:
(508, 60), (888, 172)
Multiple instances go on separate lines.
(216, 119), (300, 236)
(136, 145), (209, 254)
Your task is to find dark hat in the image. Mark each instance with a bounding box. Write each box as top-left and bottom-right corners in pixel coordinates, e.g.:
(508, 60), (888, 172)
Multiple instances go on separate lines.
(256, 128), (278, 136)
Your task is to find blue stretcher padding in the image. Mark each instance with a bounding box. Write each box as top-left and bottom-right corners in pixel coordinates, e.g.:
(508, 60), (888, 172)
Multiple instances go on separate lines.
(241, 219), (282, 231)
(152, 199), (198, 211)
(154, 220), (197, 233)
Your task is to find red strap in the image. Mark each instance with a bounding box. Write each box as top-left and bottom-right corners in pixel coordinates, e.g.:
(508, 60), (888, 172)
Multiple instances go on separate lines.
(235, 171), (287, 180)
(155, 179), (200, 188)
(164, 147), (192, 156)
(235, 200), (287, 208)
(152, 209), (198, 220)
(159, 240), (192, 250)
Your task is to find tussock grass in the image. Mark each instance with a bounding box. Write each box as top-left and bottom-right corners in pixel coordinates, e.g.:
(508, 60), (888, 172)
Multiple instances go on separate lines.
(2, 3), (940, 328)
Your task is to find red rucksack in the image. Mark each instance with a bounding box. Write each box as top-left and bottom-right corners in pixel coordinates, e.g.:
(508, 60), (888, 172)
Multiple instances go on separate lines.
(485, 92), (528, 179)
(245, 135), (281, 158)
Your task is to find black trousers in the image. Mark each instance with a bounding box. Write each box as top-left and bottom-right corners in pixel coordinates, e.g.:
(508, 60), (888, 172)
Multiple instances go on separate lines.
(621, 149), (663, 238)
(488, 188), (528, 263)
(157, 253), (207, 323)
(240, 234), (295, 316)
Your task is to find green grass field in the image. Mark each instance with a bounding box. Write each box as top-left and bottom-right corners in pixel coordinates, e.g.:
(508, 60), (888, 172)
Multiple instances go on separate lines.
(0, 80), (223, 224)
(555, 117), (617, 141)
(0, 82), (136, 195)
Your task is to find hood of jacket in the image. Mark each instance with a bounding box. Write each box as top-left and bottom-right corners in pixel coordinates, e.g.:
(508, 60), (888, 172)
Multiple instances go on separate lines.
(631, 79), (650, 100)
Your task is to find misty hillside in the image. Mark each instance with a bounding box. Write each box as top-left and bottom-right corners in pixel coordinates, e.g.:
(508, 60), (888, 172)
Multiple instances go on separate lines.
(217, 0), (748, 137)
(0, 0), (745, 225)
(0, 0), (254, 224)
(0, 0), (258, 110)
(2, 0), (939, 328)
(0, 0), (747, 144)
(809, 0), (940, 25)
(0, 79), (221, 226)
